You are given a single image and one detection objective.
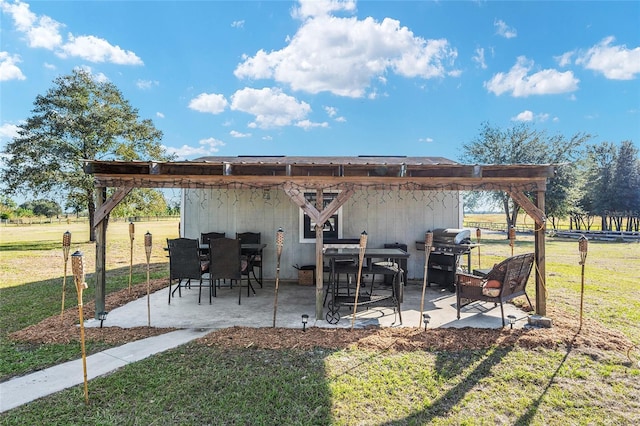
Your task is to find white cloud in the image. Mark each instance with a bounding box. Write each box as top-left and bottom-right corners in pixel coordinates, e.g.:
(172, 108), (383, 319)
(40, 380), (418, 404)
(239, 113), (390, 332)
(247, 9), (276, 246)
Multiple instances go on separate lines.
(230, 130), (251, 138)
(2, 1), (141, 66)
(555, 51), (574, 67)
(419, 137), (434, 143)
(75, 65), (108, 83)
(43, 62), (56, 70)
(325, 106), (346, 122)
(231, 20), (245, 28)
(235, 8), (458, 98)
(472, 47), (487, 69)
(0, 122), (21, 140)
(494, 19), (517, 39)
(59, 34), (143, 65)
(485, 56), (579, 97)
(136, 79), (159, 90)
(512, 110), (533, 122)
(230, 87), (311, 129)
(292, 0), (357, 19)
(1, 0), (63, 49)
(575, 36), (640, 80)
(0, 52), (26, 81)
(511, 110), (550, 122)
(164, 137), (226, 160)
(188, 93), (229, 114)
(156, 112), (165, 118)
(295, 120), (329, 130)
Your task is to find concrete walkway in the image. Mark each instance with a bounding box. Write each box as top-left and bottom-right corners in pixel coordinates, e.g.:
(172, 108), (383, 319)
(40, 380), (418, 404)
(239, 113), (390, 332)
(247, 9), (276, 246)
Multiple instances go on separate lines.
(1, 280), (528, 413)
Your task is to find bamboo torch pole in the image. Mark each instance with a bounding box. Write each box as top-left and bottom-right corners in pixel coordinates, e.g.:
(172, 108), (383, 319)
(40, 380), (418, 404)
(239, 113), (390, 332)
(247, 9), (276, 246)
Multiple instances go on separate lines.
(578, 235), (588, 331)
(351, 231), (368, 330)
(61, 231), (71, 321)
(128, 222), (135, 294)
(419, 231), (433, 328)
(273, 228), (284, 327)
(509, 226), (516, 256)
(476, 228), (481, 269)
(71, 251), (89, 404)
(145, 232), (152, 327)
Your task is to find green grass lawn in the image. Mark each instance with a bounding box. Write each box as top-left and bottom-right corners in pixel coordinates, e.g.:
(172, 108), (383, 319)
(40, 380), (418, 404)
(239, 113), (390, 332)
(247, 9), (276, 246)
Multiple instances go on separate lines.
(1, 218), (639, 424)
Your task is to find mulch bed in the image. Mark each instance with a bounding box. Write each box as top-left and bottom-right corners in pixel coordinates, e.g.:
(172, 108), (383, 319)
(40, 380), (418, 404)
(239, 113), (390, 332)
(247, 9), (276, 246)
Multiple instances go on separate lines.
(10, 280), (634, 355)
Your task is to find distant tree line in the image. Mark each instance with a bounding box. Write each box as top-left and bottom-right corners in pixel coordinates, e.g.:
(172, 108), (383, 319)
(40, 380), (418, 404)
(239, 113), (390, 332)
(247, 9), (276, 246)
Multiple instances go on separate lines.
(462, 122), (639, 232)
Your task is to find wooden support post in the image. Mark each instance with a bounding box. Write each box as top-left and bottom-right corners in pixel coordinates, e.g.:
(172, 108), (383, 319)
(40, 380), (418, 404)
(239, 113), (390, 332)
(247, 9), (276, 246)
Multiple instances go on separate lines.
(534, 191), (546, 316)
(94, 187), (107, 320)
(315, 189), (324, 321)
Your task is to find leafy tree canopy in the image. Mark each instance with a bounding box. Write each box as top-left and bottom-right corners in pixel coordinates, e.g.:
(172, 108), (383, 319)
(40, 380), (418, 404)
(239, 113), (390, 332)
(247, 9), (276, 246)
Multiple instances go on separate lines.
(19, 199), (62, 218)
(1, 69), (174, 239)
(461, 121), (591, 228)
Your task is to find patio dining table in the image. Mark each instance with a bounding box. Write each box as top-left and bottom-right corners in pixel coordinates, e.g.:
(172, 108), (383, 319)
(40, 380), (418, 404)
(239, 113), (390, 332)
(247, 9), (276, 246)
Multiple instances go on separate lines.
(199, 242), (267, 287)
(323, 247), (409, 325)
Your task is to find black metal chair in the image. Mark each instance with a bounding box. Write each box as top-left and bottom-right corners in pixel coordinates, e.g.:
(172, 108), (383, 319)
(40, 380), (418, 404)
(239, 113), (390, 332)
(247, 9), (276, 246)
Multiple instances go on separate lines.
(236, 232), (263, 287)
(209, 237), (254, 304)
(167, 238), (209, 304)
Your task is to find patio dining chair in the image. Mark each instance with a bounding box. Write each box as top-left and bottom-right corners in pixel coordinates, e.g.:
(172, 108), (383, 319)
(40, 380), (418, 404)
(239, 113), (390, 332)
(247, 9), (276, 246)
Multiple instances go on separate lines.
(167, 238), (209, 304)
(209, 237), (254, 304)
(236, 231), (263, 287)
(455, 252), (535, 327)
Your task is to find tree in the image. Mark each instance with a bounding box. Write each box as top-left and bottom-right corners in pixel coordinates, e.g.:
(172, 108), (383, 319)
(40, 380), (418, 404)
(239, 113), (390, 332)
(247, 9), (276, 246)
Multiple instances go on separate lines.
(1, 69), (173, 240)
(111, 188), (168, 218)
(461, 122), (590, 229)
(20, 199), (62, 218)
(610, 141), (640, 231)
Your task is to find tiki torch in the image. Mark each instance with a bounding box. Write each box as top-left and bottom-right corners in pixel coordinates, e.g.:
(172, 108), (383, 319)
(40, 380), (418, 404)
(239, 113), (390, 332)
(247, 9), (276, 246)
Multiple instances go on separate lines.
(145, 231), (152, 327)
(419, 231), (433, 328)
(71, 250), (89, 404)
(273, 228), (284, 327)
(60, 231), (71, 321)
(578, 235), (588, 330)
(476, 228), (482, 269)
(128, 222), (135, 294)
(351, 230), (368, 330)
(509, 226), (516, 256)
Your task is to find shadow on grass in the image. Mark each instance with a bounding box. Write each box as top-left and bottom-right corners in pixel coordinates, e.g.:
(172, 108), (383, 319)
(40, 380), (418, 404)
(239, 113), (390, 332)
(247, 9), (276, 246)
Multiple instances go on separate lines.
(513, 332), (578, 425)
(0, 241), (76, 251)
(380, 345), (514, 425)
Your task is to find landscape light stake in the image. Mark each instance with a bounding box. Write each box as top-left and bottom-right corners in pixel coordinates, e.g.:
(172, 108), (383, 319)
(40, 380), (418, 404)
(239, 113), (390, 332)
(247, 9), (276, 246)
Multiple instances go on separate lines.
(71, 250), (89, 404)
(145, 231), (152, 327)
(578, 235), (588, 331)
(128, 222), (135, 294)
(419, 231), (433, 328)
(61, 231), (71, 321)
(476, 228), (481, 268)
(509, 226), (516, 256)
(351, 231), (367, 330)
(273, 228), (284, 328)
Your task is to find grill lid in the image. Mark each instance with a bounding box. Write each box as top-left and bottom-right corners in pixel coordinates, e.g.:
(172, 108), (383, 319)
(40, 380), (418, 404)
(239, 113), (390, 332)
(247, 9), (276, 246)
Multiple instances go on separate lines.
(431, 228), (471, 245)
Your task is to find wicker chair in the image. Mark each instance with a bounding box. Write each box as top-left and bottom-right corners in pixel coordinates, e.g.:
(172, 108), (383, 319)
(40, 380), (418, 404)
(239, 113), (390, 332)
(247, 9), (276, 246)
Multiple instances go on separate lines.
(209, 238), (254, 304)
(167, 238), (208, 304)
(236, 232), (263, 287)
(456, 252), (535, 327)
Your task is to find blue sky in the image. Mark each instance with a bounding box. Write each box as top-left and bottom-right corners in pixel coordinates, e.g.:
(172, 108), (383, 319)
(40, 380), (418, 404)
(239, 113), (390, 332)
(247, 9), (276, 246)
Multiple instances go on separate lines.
(1, 0), (639, 162)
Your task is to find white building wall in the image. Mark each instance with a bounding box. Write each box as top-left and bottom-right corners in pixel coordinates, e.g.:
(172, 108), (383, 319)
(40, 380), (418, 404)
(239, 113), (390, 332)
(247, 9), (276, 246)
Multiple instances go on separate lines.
(182, 188), (462, 281)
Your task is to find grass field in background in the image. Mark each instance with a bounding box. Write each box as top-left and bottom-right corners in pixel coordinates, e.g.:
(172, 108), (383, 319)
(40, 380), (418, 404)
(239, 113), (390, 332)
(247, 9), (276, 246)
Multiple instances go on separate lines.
(1, 216), (639, 424)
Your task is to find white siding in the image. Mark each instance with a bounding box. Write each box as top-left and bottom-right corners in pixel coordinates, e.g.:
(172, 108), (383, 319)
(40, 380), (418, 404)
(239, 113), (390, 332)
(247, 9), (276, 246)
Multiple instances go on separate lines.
(183, 188), (462, 280)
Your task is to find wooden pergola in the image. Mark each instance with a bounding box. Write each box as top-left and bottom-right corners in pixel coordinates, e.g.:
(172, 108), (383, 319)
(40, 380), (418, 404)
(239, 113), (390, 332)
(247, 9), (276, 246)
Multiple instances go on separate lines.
(85, 156), (555, 321)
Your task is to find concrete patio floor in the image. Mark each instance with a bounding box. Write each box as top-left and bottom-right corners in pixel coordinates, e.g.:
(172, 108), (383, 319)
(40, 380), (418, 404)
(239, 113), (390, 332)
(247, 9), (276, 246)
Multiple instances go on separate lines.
(86, 278), (529, 331)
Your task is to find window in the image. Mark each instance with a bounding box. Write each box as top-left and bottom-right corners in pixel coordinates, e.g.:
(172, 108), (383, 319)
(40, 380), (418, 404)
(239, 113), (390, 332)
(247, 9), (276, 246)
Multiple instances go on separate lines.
(299, 191), (343, 243)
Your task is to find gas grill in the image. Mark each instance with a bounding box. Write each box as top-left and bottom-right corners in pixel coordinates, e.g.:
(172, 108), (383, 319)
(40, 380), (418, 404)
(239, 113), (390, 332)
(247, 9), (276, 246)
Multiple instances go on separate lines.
(415, 228), (478, 291)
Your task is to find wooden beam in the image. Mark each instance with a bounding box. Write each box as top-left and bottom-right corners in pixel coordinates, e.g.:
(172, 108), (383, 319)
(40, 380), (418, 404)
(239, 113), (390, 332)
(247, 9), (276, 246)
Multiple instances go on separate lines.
(317, 188), (355, 224)
(282, 183), (321, 222)
(94, 187), (107, 320)
(534, 191), (547, 316)
(93, 186), (133, 227)
(507, 189), (546, 227)
(315, 190), (324, 320)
